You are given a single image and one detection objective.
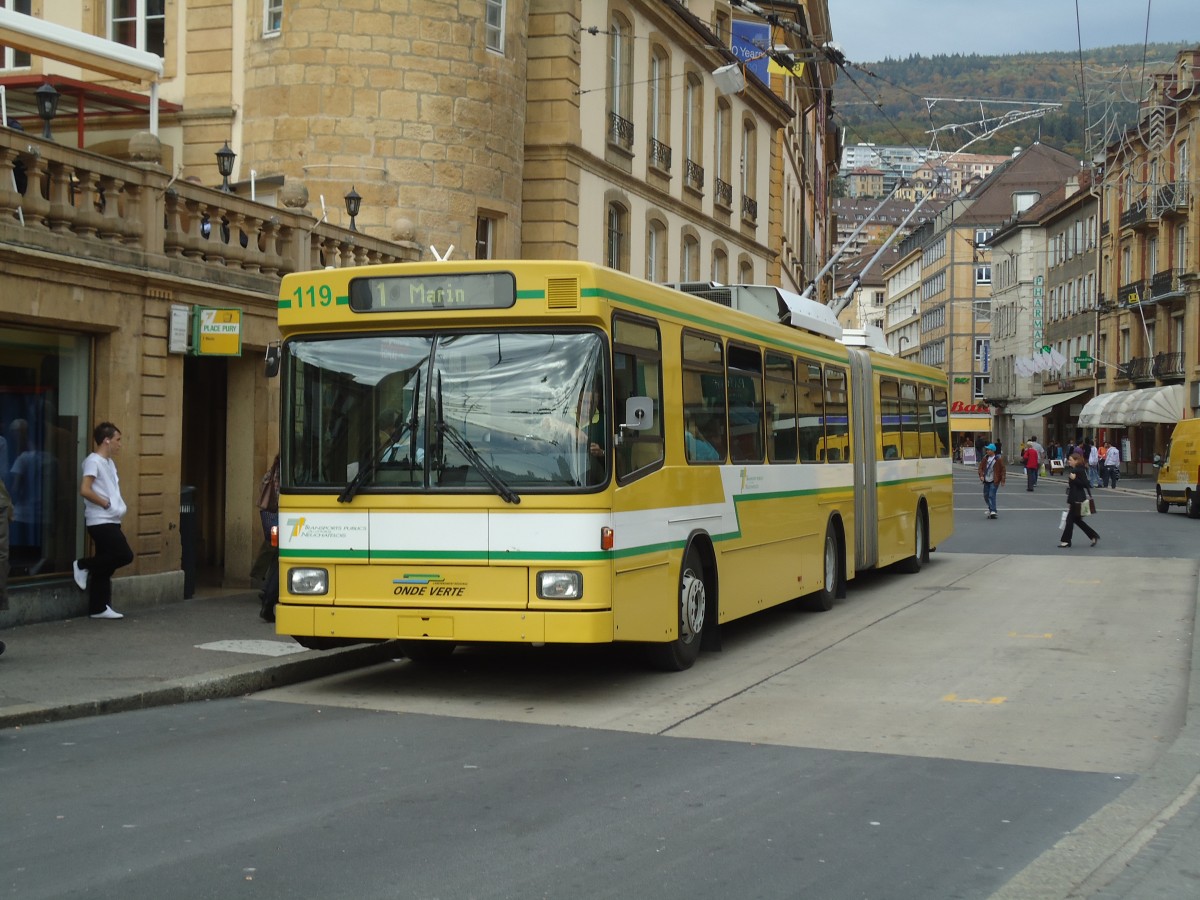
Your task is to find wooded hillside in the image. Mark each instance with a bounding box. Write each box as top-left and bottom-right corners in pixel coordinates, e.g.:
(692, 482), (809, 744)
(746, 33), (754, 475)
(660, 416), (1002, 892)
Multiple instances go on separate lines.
(833, 43), (1190, 160)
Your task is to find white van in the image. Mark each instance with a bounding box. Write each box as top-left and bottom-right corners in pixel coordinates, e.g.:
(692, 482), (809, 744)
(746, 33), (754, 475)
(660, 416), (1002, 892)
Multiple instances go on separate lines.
(1155, 419), (1200, 517)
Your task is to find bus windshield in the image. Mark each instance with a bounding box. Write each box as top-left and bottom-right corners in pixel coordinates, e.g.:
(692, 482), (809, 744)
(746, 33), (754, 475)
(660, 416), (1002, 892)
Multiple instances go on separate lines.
(285, 329), (608, 493)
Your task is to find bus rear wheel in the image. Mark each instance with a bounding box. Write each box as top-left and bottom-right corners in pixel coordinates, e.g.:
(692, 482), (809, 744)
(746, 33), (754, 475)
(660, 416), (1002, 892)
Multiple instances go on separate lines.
(803, 526), (840, 612)
(897, 507), (927, 573)
(1156, 489), (1170, 513)
(647, 546), (707, 671)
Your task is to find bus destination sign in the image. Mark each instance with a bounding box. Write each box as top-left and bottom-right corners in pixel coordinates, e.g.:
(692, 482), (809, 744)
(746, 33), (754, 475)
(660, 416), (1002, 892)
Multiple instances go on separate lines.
(349, 272), (516, 312)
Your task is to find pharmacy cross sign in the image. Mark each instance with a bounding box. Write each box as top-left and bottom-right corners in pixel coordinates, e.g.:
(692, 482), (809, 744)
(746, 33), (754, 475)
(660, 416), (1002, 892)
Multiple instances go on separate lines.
(1073, 350), (1094, 368)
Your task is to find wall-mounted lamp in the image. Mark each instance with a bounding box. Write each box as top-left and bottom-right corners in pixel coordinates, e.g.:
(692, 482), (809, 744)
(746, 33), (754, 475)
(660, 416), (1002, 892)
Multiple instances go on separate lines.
(344, 186), (361, 232)
(215, 141), (236, 192)
(34, 82), (59, 141)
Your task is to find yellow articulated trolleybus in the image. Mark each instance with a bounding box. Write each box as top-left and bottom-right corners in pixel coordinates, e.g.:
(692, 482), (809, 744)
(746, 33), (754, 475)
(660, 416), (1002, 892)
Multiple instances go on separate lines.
(271, 260), (953, 670)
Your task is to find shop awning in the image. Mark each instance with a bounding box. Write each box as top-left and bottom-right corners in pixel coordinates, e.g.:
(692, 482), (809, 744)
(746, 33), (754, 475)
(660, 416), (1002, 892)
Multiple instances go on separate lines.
(1008, 389), (1088, 418)
(0, 8), (162, 83)
(950, 414), (990, 432)
(1077, 385), (1186, 427)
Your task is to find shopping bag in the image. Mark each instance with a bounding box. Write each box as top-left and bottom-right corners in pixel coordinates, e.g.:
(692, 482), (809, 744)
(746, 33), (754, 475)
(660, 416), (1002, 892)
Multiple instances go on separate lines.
(1058, 510), (1068, 531)
(1087, 498), (1097, 515)
(1080, 500), (1090, 518)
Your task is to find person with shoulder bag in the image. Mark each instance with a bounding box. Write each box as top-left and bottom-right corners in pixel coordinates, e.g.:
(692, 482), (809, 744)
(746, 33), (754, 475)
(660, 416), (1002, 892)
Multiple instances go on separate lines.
(256, 454), (280, 621)
(1059, 451), (1099, 548)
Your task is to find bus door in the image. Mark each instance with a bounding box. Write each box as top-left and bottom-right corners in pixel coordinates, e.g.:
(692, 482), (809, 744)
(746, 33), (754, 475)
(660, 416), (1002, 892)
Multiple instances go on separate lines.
(847, 348), (878, 570)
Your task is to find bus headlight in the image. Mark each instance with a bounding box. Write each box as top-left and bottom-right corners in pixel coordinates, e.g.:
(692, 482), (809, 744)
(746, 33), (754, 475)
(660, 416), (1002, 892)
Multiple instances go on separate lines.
(288, 568), (328, 595)
(537, 571), (582, 600)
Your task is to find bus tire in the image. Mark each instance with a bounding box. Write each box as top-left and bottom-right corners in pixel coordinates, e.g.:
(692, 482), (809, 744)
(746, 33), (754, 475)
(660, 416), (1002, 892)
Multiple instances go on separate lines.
(1187, 491), (1200, 519)
(1156, 489), (1170, 514)
(399, 640), (457, 663)
(897, 505), (928, 574)
(647, 545), (707, 671)
(804, 525), (840, 612)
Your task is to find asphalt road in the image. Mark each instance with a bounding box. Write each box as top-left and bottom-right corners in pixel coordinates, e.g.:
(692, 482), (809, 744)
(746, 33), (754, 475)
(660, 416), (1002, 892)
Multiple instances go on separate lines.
(6, 519), (1196, 899)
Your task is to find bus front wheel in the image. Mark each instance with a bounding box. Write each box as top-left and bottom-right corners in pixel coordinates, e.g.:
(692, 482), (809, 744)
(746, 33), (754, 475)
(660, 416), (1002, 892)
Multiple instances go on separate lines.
(647, 547), (707, 671)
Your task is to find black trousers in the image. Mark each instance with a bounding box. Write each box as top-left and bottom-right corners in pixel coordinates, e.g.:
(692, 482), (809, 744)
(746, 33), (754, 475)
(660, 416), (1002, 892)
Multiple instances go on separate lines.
(81, 523), (134, 614)
(1060, 501), (1098, 545)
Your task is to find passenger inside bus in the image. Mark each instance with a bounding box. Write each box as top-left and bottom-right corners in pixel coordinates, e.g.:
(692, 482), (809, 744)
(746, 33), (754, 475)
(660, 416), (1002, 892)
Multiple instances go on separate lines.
(684, 412), (721, 462)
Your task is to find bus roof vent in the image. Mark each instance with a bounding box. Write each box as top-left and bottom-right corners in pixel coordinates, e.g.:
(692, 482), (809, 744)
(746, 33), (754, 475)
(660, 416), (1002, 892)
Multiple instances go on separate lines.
(670, 281), (733, 307)
(545, 277), (580, 309)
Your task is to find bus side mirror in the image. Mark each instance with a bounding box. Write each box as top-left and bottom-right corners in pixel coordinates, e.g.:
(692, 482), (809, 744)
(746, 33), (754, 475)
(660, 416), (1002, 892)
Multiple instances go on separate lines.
(264, 343), (281, 378)
(1152, 453), (1162, 468)
(620, 396), (653, 434)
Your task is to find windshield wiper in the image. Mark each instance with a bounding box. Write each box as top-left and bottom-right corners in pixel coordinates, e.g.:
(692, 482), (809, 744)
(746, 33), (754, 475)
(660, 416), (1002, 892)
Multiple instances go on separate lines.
(435, 375), (520, 505)
(337, 422), (408, 504)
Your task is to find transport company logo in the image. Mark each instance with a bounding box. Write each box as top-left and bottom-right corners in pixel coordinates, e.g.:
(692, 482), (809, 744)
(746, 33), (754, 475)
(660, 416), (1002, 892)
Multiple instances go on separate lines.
(284, 517), (368, 541)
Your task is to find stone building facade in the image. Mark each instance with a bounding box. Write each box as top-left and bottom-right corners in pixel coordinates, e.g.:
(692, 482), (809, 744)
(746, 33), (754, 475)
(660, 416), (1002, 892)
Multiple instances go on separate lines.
(0, 0), (838, 622)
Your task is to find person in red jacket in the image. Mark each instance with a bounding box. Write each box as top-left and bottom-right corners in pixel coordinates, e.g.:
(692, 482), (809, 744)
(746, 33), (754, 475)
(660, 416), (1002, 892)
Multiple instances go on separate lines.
(978, 443), (1006, 518)
(1022, 439), (1041, 491)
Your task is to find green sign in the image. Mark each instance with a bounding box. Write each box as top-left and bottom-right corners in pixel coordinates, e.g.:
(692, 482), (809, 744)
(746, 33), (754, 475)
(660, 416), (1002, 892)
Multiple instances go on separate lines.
(193, 308), (242, 356)
(1073, 351), (1093, 368)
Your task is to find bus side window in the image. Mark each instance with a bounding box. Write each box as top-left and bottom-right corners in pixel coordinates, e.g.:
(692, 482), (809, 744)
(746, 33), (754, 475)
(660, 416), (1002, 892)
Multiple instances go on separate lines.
(766, 351), (796, 463)
(682, 330), (727, 464)
(727, 342), (764, 463)
(900, 381), (919, 459)
(613, 315), (664, 482)
(824, 365), (850, 463)
(796, 358), (823, 462)
(879, 377), (899, 461)
(932, 386), (950, 457)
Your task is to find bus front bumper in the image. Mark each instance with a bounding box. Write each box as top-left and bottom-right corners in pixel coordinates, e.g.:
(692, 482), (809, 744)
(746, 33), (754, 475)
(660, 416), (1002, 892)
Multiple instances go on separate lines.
(276, 603), (615, 645)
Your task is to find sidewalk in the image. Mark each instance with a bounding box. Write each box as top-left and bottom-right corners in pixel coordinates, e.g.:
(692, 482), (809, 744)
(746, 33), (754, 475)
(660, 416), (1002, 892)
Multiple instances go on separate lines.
(0, 589), (397, 729)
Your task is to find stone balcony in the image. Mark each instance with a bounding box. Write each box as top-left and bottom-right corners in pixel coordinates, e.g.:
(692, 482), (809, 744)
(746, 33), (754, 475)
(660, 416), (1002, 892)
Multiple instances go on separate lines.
(1, 128), (420, 297)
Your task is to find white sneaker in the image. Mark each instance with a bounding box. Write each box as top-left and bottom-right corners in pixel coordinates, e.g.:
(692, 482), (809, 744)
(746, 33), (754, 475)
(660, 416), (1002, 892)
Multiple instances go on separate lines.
(72, 560), (89, 591)
(90, 606), (124, 620)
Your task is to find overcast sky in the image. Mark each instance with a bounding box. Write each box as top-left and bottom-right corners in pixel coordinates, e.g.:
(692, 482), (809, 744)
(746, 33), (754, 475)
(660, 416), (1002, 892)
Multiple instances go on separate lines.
(825, 0), (1200, 62)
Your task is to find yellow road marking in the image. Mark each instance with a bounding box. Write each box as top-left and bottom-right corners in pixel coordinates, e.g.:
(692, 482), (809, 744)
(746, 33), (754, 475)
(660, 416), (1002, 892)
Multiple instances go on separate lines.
(942, 693), (1007, 705)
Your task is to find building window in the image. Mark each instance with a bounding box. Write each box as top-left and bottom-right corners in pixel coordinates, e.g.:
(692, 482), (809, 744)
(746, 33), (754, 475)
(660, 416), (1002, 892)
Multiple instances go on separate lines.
(681, 234), (700, 282)
(110, 0), (166, 57)
(711, 248), (728, 284)
(484, 0), (505, 53)
(1, 0), (32, 69)
(741, 121), (757, 220)
(475, 214), (497, 259)
(608, 14), (632, 123)
(973, 375), (989, 399)
(714, 99), (732, 208)
(606, 202), (628, 272)
(263, 0), (283, 36)
(0, 324), (92, 584)
(975, 264), (991, 285)
(646, 219), (666, 282)
(652, 46), (672, 168)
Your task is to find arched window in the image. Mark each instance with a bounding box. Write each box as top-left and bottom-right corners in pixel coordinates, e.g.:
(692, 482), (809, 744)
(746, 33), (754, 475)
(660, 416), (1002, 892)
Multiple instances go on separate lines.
(714, 99), (732, 208)
(648, 45), (671, 170)
(607, 13), (634, 148)
(741, 120), (758, 221)
(711, 247), (728, 284)
(681, 233), (700, 281)
(684, 72), (704, 191)
(606, 201), (629, 271)
(647, 218), (668, 282)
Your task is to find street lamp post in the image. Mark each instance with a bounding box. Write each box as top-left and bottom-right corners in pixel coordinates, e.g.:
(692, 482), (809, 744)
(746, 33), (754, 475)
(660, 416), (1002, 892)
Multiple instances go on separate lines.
(34, 82), (59, 141)
(215, 142), (236, 192)
(344, 187), (361, 232)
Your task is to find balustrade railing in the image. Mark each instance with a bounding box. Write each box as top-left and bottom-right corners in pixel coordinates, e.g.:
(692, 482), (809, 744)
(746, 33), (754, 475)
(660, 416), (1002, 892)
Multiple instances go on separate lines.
(714, 177), (732, 209)
(1, 129), (419, 287)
